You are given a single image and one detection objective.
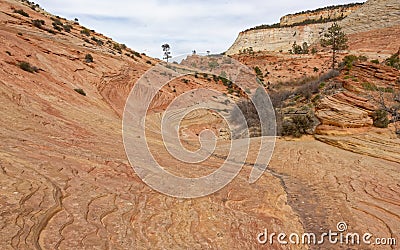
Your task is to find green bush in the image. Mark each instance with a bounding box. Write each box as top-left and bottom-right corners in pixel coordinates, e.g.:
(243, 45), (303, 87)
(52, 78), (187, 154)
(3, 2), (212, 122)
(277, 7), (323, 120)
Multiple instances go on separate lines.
(113, 43), (122, 52)
(371, 110), (389, 128)
(52, 22), (62, 31)
(63, 25), (72, 32)
(19, 61), (38, 73)
(85, 54), (93, 63)
(14, 9), (29, 17)
(80, 28), (90, 36)
(361, 82), (378, 91)
(74, 88), (86, 96)
(291, 42), (309, 54)
(51, 18), (63, 26)
(385, 52), (400, 70)
(254, 66), (263, 76)
(282, 115), (314, 138)
(342, 55), (358, 69)
(311, 48), (317, 54)
(91, 36), (104, 46)
(370, 59), (380, 64)
(132, 51), (142, 58)
(32, 19), (45, 28)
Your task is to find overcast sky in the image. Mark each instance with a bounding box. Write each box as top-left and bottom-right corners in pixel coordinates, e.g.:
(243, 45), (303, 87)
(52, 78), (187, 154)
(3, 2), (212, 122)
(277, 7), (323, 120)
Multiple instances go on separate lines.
(34, 0), (365, 58)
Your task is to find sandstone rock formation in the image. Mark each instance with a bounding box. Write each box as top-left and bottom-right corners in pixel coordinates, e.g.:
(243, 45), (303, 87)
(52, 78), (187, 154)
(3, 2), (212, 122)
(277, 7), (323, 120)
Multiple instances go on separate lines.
(226, 23), (329, 56)
(280, 3), (362, 26)
(226, 0), (400, 55)
(314, 61), (400, 163)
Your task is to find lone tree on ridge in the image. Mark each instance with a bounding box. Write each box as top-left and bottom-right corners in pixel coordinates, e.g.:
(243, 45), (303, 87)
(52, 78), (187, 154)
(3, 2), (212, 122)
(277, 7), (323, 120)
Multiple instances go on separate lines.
(162, 43), (171, 62)
(320, 22), (348, 69)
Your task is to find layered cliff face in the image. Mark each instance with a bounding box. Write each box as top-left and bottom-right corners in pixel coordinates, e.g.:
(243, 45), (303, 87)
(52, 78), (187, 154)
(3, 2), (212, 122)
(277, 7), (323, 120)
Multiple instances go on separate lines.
(226, 23), (328, 55)
(341, 0), (400, 34)
(280, 3), (362, 26)
(227, 0), (400, 55)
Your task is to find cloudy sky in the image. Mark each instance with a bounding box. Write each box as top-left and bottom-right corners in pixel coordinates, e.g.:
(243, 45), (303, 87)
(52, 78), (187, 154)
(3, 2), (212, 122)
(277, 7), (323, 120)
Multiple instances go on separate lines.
(34, 0), (365, 58)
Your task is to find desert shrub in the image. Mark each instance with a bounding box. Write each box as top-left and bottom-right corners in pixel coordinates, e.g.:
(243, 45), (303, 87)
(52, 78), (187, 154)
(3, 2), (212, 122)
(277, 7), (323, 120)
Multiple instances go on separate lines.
(85, 54), (93, 63)
(302, 42), (309, 54)
(14, 9), (29, 17)
(52, 22), (62, 31)
(146, 60), (152, 64)
(63, 25), (72, 32)
(282, 115), (314, 137)
(19, 61), (38, 73)
(133, 51), (142, 58)
(292, 42), (302, 54)
(291, 42), (309, 54)
(181, 78), (190, 84)
(378, 87), (394, 93)
(320, 69), (340, 81)
(342, 55), (358, 69)
(91, 36), (104, 46)
(113, 43), (122, 52)
(74, 88), (86, 96)
(208, 60), (219, 69)
(254, 66), (263, 76)
(237, 100), (260, 126)
(371, 59), (380, 64)
(271, 70), (339, 106)
(311, 48), (317, 54)
(51, 18), (63, 26)
(358, 55), (368, 62)
(371, 109), (389, 128)
(32, 19), (45, 28)
(269, 90), (292, 107)
(385, 52), (400, 70)
(80, 28), (90, 36)
(313, 67), (319, 72)
(361, 82), (378, 91)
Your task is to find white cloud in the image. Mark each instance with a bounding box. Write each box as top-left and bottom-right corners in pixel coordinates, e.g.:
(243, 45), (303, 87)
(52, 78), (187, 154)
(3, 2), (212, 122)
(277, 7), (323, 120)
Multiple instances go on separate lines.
(34, 0), (365, 58)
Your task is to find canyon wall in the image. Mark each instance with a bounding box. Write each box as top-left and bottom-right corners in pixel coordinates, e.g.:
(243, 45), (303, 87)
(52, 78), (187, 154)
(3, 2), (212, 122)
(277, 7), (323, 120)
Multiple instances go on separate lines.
(340, 0), (400, 34)
(226, 0), (400, 55)
(280, 3), (362, 26)
(227, 23), (329, 55)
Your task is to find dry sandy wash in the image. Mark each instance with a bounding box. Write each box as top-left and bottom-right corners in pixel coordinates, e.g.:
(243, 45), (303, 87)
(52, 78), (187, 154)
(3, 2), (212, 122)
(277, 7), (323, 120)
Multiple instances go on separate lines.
(0, 0), (399, 249)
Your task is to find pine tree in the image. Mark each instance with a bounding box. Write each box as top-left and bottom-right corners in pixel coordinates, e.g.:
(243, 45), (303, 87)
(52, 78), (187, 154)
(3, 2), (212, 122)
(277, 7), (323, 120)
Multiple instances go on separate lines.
(162, 44), (171, 62)
(320, 22), (348, 69)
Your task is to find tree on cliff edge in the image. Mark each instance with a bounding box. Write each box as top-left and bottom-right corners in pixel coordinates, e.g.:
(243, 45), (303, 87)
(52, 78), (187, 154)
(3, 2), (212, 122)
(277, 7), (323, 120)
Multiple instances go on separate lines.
(162, 44), (171, 62)
(320, 22), (348, 69)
